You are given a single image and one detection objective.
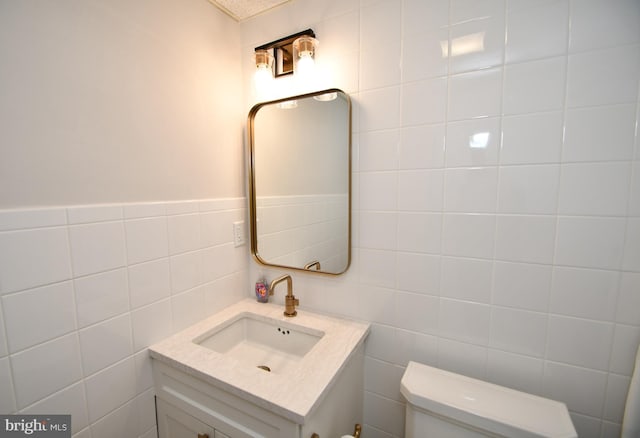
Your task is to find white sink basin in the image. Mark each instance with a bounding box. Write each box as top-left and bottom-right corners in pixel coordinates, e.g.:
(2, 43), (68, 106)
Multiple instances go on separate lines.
(194, 313), (324, 373)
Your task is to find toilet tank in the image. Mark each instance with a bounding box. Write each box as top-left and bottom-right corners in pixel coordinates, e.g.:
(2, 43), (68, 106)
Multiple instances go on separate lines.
(400, 361), (577, 438)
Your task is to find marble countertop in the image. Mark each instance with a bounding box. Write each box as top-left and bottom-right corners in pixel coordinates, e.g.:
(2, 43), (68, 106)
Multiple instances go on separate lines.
(148, 299), (370, 424)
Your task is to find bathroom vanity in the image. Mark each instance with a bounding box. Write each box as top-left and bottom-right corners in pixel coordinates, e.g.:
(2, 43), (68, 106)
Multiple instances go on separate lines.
(149, 299), (369, 438)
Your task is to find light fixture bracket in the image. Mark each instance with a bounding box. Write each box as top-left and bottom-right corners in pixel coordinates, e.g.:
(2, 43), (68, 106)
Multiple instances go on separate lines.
(255, 29), (316, 77)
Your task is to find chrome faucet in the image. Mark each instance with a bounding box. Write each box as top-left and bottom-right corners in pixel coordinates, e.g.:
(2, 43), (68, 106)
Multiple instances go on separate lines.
(269, 274), (299, 317)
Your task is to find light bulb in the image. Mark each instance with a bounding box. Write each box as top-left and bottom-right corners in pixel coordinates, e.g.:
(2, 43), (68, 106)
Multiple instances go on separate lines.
(296, 54), (315, 77)
(254, 65), (273, 90)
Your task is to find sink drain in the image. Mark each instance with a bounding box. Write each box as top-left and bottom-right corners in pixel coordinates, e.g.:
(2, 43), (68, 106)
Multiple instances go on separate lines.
(257, 365), (271, 372)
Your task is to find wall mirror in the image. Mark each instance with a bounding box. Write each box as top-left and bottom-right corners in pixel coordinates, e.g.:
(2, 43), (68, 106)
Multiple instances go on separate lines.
(248, 88), (351, 275)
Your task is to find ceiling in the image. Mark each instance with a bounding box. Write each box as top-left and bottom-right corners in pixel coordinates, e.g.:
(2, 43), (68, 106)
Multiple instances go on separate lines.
(207, 0), (292, 21)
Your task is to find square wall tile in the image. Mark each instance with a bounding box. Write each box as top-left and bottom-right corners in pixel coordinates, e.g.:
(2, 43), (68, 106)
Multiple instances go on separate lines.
(397, 170), (444, 212)
(3, 281), (76, 353)
(437, 338), (488, 380)
(128, 259), (171, 309)
(448, 68), (502, 121)
(441, 256), (493, 303)
(171, 287), (206, 332)
(442, 214), (496, 259)
(79, 314), (133, 376)
(397, 213), (442, 254)
(365, 357), (404, 401)
(563, 104), (636, 163)
(74, 269), (129, 328)
(359, 130), (399, 172)
(361, 41), (401, 90)
(401, 78), (448, 126)
(89, 400), (139, 438)
(500, 112), (563, 165)
(11, 333), (82, 409)
(497, 165), (560, 215)
(399, 124), (445, 170)
(170, 251), (203, 294)
(558, 162), (631, 216)
(363, 392), (405, 438)
(402, 27), (449, 81)
(506, 0), (568, 63)
(397, 252), (441, 294)
(69, 222), (126, 277)
(494, 215), (556, 264)
(489, 307), (548, 357)
(167, 214), (201, 255)
(394, 291), (439, 335)
(124, 217), (168, 264)
(486, 350), (543, 395)
(360, 212), (397, 250)
(357, 285), (395, 325)
(503, 57), (565, 114)
(21, 382), (89, 433)
(200, 210), (241, 248)
(450, 0), (504, 24)
(555, 216), (626, 270)
(359, 249), (396, 289)
(0, 227), (71, 294)
(84, 357), (136, 422)
(360, 172), (398, 211)
(543, 361), (607, 417)
(449, 16), (505, 74)
(131, 299), (172, 352)
(444, 167), (498, 213)
(569, 0), (640, 52)
(438, 298), (491, 345)
(402, 0), (449, 33)
(445, 117), (501, 168)
(546, 315), (614, 371)
(567, 45), (640, 108)
(550, 266), (619, 322)
(492, 261), (552, 312)
(359, 87), (401, 132)
(360, 0), (401, 52)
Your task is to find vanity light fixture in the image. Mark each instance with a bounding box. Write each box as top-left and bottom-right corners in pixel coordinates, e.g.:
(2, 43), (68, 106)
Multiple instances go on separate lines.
(253, 29), (316, 79)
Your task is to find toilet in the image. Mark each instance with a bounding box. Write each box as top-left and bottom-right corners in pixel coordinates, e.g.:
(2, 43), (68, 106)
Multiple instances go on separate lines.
(400, 361), (577, 438)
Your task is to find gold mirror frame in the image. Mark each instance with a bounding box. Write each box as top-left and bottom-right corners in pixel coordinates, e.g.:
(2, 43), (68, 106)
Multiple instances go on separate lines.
(248, 88), (352, 275)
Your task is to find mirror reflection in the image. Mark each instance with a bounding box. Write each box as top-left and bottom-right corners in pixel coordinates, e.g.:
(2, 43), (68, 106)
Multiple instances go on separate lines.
(248, 89), (351, 275)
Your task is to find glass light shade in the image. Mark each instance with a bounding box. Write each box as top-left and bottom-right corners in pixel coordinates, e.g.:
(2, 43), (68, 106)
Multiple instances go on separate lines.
(292, 36), (318, 77)
(253, 50), (274, 96)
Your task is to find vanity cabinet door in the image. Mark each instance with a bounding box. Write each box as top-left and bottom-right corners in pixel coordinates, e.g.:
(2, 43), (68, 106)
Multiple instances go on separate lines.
(157, 398), (215, 438)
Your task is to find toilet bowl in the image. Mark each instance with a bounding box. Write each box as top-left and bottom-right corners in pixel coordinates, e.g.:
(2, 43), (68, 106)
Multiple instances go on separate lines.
(400, 361), (577, 438)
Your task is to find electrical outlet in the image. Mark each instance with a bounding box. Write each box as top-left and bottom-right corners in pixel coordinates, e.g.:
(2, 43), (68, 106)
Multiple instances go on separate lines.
(233, 221), (245, 247)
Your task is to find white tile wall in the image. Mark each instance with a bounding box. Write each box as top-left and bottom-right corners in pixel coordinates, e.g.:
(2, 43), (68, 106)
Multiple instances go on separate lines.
(0, 198), (248, 437)
(242, 0), (640, 436)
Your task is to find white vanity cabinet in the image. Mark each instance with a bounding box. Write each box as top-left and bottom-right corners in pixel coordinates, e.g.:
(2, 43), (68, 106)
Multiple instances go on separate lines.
(153, 346), (364, 438)
(149, 300), (369, 438)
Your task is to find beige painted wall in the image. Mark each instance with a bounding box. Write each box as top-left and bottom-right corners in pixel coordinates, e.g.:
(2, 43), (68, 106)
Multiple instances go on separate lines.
(0, 0), (244, 208)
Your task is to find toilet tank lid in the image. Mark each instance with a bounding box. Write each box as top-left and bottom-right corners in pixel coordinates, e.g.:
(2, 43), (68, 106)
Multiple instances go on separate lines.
(400, 361), (577, 438)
